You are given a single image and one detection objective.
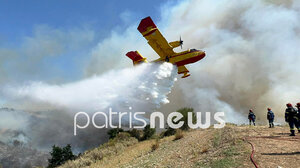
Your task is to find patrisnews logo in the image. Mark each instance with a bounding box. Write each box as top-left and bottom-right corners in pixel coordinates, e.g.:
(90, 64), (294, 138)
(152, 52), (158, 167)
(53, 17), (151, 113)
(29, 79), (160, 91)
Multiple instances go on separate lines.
(74, 108), (225, 135)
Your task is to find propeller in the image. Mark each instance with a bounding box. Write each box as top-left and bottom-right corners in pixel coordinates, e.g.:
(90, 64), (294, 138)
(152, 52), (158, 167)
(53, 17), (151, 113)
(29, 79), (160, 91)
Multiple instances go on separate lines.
(179, 36), (183, 49)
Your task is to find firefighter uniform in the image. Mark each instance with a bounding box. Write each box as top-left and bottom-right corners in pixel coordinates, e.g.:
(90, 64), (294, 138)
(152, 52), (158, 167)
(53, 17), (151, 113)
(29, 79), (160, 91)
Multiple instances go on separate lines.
(295, 103), (300, 133)
(248, 110), (256, 126)
(267, 108), (275, 128)
(285, 103), (300, 136)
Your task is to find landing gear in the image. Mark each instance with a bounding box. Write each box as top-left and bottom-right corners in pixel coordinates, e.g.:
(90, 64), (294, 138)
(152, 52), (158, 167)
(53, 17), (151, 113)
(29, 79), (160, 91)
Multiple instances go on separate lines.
(165, 56), (169, 62)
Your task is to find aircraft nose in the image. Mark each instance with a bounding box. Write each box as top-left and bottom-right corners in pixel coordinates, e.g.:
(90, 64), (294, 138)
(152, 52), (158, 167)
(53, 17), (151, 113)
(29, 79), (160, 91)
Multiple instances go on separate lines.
(199, 51), (206, 59)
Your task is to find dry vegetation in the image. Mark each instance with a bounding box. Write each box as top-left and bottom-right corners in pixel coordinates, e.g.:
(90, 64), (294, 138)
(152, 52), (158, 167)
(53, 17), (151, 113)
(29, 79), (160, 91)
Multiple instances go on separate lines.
(0, 141), (49, 168)
(151, 139), (160, 152)
(59, 125), (300, 168)
(174, 129), (184, 140)
(59, 125), (250, 168)
(60, 132), (138, 168)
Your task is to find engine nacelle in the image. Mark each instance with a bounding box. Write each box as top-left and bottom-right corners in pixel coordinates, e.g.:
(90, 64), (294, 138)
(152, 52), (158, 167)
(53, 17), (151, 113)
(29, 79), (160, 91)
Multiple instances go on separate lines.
(169, 41), (181, 48)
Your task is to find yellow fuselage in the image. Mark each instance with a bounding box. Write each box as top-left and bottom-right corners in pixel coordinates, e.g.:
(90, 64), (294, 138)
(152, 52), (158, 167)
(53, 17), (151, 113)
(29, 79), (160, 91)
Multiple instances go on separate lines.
(127, 16), (206, 78)
(157, 49), (206, 67)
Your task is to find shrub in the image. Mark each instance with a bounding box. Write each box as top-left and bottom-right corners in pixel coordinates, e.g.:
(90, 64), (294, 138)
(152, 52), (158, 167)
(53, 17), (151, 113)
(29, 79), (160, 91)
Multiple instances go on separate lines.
(175, 107), (196, 130)
(107, 132), (132, 146)
(151, 139), (160, 151)
(213, 130), (222, 147)
(115, 132), (131, 141)
(107, 128), (124, 139)
(174, 129), (184, 140)
(141, 125), (155, 141)
(160, 108), (195, 138)
(47, 144), (76, 168)
(161, 126), (176, 137)
(127, 129), (143, 141)
(77, 158), (93, 167)
(89, 150), (103, 161)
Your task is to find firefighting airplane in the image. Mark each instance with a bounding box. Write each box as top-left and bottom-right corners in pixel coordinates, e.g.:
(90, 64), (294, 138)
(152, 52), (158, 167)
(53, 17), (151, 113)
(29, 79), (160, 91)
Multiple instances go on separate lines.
(126, 16), (206, 78)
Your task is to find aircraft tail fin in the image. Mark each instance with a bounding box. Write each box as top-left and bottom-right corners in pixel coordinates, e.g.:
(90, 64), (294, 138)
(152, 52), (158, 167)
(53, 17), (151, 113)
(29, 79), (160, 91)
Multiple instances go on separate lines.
(126, 51), (147, 65)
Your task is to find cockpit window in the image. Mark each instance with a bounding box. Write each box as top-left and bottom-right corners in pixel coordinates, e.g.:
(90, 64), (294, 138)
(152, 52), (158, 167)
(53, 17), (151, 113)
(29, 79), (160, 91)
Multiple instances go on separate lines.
(190, 49), (197, 52)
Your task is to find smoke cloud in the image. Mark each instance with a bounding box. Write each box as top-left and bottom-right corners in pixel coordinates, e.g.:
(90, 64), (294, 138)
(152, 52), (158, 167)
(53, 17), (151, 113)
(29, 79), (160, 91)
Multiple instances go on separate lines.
(1, 63), (177, 151)
(162, 0), (300, 123)
(86, 0), (300, 123)
(4, 63), (176, 112)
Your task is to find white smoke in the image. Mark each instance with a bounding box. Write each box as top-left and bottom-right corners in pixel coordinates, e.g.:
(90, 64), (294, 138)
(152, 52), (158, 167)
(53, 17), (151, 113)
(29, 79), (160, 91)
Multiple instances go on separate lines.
(83, 0), (300, 124)
(0, 108), (31, 144)
(1, 63), (177, 151)
(152, 0), (300, 124)
(4, 63), (176, 113)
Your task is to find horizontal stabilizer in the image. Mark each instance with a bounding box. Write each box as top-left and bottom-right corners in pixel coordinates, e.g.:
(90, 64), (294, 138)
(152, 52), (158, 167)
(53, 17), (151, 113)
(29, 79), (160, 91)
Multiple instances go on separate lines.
(126, 51), (147, 65)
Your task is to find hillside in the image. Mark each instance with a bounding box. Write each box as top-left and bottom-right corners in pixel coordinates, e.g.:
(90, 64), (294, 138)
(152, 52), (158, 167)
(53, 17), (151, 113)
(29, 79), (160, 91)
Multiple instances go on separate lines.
(60, 125), (300, 168)
(0, 141), (49, 168)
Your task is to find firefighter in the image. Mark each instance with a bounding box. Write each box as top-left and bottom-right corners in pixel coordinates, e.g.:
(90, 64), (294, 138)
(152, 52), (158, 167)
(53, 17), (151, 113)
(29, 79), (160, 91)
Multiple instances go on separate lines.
(248, 109), (256, 126)
(285, 103), (300, 136)
(267, 108), (275, 128)
(295, 103), (300, 132)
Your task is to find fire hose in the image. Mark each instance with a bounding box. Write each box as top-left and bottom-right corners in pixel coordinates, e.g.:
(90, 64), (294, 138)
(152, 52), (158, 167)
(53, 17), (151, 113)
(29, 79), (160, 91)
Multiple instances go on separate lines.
(244, 135), (300, 168)
(244, 138), (259, 168)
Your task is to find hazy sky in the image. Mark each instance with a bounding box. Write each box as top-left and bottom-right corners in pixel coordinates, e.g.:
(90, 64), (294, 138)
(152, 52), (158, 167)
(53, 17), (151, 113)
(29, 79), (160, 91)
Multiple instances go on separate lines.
(0, 0), (177, 83)
(0, 0), (166, 42)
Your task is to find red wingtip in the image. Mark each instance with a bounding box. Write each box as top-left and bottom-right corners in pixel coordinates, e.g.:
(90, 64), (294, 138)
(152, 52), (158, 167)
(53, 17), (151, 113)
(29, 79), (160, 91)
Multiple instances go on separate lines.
(126, 51), (143, 61)
(137, 16), (157, 33)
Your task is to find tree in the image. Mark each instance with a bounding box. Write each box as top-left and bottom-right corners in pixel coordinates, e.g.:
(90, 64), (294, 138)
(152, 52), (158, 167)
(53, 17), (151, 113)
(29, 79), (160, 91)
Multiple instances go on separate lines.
(62, 144), (76, 161)
(141, 125), (155, 141)
(176, 107), (196, 130)
(47, 144), (76, 168)
(162, 126), (176, 137)
(161, 107), (195, 137)
(107, 128), (124, 139)
(127, 128), (143, 141)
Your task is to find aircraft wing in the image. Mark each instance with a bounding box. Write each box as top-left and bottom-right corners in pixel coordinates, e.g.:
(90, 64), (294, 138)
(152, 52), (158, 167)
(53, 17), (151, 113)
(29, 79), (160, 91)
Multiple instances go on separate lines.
(137, 17), (175, 59)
